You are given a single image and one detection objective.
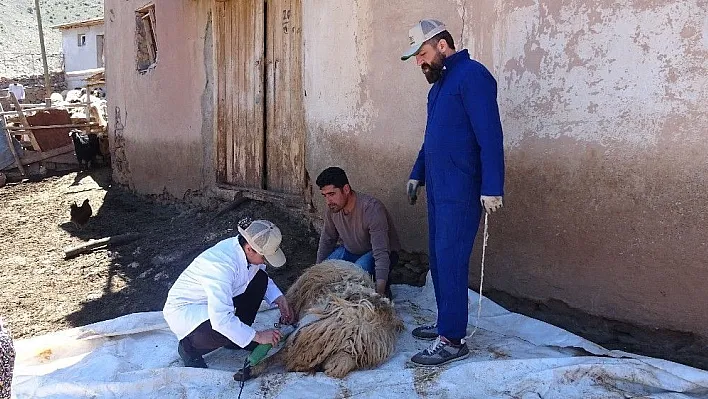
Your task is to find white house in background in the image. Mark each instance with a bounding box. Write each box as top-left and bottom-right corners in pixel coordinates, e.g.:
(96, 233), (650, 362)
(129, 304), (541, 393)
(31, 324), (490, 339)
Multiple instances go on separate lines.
(53, 18), (105, 90)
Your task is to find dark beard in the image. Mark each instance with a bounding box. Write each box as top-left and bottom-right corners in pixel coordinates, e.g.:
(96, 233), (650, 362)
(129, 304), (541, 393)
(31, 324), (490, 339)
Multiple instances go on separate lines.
(421, 51), (445, 84)
(423, 67), (442, 84)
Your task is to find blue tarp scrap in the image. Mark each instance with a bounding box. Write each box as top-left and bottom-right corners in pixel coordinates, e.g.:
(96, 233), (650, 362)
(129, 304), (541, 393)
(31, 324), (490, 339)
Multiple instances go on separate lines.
(0, 117), (25, 171)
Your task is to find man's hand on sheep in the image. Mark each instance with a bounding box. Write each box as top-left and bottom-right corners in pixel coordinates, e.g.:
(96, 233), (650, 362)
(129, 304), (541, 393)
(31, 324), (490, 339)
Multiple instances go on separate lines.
(274, 295), (294, 324)
(376, 279), (387, 297)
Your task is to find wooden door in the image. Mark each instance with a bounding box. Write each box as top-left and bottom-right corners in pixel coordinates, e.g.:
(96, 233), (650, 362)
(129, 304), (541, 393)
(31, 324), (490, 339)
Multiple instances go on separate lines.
(215, 0), (266, 188)
(215, 0), (304, 195)
(265, 0), (305, 194)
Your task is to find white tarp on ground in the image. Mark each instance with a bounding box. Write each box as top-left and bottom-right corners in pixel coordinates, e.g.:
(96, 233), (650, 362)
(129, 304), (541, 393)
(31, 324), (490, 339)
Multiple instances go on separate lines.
(12, 277), (708, 399)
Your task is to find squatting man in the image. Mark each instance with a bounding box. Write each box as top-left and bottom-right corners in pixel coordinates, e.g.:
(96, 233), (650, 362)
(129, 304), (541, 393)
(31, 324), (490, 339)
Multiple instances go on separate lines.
(163, 218), (294, 368)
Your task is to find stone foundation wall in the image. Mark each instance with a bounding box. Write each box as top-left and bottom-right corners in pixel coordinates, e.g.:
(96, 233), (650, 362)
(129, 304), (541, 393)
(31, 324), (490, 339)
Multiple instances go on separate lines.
(0, 73), (66, 110)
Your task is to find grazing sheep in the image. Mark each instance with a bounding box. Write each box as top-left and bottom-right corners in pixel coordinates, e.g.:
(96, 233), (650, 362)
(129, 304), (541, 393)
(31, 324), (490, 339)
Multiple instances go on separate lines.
(65, 89), (82, 103)
(49, 92), (63, 106)
(79, 93), (101, 104)
(242, 260), (403, 379)
(88, 103), (107, 128)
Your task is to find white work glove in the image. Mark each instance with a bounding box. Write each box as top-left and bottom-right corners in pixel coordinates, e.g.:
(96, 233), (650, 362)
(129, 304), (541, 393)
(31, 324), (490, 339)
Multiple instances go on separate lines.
(407, 179), (421, 205)
(480, 195), (503, 214)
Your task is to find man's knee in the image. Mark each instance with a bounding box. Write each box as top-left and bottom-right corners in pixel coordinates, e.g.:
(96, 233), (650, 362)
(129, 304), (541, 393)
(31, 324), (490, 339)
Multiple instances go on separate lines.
(183, 321), (230, 354)
(252, 269), (268, 288)
(326, 246), (347, 261)
(354, 252), (376, 274)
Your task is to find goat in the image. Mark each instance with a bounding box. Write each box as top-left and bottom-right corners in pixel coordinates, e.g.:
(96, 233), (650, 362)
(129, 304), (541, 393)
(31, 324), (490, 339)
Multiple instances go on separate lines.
(91, 87), (106, 99)
(69, 129), (100, 169)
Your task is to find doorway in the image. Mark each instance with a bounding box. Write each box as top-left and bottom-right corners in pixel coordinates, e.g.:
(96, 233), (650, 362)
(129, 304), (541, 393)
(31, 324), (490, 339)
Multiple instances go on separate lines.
(214, 0), (305, 195)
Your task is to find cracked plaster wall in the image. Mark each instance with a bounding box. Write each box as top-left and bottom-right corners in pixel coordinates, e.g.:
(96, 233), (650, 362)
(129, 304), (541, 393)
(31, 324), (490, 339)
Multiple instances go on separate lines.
(104, 0), (708, 336)
(105, 0), (213, 196)
(304, 0), (708, 336)
(476, 0), (708, 336)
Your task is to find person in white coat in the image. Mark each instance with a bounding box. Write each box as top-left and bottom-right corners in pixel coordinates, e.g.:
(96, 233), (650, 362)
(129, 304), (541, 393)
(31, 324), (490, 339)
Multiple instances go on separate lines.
(163, 218), (294, 368)
(7, 83), (25, 103)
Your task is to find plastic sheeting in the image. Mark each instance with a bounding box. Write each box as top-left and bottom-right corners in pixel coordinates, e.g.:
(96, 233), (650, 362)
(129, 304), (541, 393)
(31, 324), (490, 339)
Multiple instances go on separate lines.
(0, 118), (24, 171)
(12, 277), (708, 398)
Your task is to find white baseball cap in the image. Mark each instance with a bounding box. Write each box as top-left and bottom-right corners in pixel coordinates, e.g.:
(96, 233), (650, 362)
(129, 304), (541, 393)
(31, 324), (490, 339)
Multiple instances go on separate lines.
(238, 219), (286, 267)
(401, 19), (448, 61)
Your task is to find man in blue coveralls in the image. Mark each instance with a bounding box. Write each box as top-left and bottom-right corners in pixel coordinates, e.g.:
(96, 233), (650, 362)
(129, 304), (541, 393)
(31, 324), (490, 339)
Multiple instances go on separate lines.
(402, 19), (505, 366)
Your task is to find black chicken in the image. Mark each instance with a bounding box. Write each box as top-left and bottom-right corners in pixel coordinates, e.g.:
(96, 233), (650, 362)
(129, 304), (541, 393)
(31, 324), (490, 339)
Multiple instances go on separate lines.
(70, 199), (92, 228)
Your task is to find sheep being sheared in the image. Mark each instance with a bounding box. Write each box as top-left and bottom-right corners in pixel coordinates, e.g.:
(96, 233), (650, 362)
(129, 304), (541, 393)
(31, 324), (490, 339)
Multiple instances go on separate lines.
(238, 260), (403, 380)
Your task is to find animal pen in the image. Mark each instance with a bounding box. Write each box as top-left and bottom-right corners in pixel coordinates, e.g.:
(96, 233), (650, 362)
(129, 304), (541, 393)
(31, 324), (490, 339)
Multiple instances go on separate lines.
(0, 74), (108, 183)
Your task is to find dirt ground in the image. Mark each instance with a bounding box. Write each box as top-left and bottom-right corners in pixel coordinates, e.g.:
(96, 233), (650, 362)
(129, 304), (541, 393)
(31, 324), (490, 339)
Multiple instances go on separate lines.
(0, 167), (324, 339)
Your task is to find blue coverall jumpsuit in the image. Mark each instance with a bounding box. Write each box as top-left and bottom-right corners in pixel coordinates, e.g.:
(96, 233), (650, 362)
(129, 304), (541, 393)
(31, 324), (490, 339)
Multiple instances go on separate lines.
(410, 49), (505, 341)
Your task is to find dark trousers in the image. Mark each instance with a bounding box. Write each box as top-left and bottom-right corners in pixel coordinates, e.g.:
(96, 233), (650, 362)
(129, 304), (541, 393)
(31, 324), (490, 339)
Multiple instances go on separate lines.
(425, 177), (482, 341)
(179, 269), (268, 358)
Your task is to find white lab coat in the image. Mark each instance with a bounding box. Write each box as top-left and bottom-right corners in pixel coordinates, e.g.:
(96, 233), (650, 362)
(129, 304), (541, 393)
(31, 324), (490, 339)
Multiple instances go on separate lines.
(163, 237), (283, 348)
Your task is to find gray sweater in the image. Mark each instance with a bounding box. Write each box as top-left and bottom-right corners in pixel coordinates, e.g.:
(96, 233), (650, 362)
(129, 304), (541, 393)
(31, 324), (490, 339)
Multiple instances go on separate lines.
(316, 192), (401, 280)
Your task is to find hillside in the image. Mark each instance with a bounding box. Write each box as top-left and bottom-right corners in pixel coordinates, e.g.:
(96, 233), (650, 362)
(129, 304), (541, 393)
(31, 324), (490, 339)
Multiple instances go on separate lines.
(0, 0), (103, 78)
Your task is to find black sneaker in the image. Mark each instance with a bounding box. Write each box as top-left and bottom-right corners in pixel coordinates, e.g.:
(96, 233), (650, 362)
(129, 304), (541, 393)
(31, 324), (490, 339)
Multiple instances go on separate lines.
(178, 341), (208, 368)
(411, 323), (438, 340)
(410, 336), (469, 367)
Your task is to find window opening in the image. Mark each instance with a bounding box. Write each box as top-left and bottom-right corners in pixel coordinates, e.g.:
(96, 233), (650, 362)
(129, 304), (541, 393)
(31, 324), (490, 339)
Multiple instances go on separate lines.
(136, 4), (157, 72)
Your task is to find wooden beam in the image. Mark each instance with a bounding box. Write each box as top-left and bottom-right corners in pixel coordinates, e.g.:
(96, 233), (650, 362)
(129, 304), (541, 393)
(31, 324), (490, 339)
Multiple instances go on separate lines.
(210, 191), (249, 222)
(35, 0), (52, 98)
(63, 233), (142, 259)
(19, 102), (49, 108)
(18, 144), (74, 165)
(6, 123), (98, 131)
(215, 184), (304, 207)
(135, 3), (156, 13)
(1, 109), (45, 116)
(0, 104), (93, 116)
(8, 93), (42, 152)
(55, 104), (95, 109)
